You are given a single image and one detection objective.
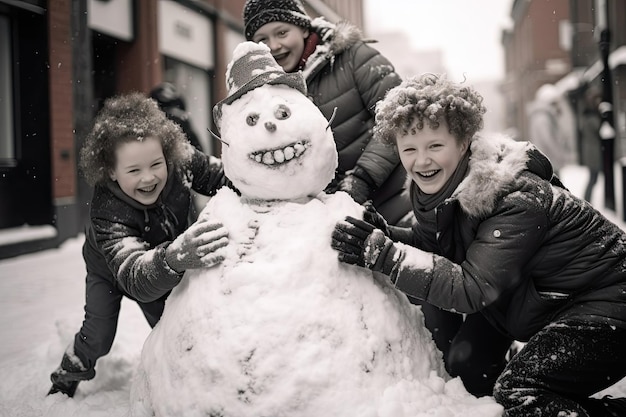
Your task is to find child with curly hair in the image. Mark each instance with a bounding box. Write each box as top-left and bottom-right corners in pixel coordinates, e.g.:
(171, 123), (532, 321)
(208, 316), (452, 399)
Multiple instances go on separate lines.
(48, 92), (230, 398)
(331, 74), (626, 416)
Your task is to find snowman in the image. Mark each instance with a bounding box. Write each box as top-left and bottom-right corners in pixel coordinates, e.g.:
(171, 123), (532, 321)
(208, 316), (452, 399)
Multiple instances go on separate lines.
(130, 42), (502, 417)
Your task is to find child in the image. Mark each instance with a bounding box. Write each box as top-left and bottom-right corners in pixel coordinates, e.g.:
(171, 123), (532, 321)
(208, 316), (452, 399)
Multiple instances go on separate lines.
(331, 74), (626, 416)
(48, 92), (230, 397)
(242, 0), (412, 226)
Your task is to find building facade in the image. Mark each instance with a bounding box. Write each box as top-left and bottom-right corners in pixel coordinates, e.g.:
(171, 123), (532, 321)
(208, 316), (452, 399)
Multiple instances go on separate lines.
(0, 0), (363, 259)
(501, 0), (626, 155)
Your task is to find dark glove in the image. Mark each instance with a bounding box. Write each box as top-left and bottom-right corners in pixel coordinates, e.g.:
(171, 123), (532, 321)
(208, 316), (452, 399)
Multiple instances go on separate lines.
(338, 167), (375, 204)
(363, 201), (415, 243)
(331, 216), (396, 273)
(165, 218), (229, 273)
(362, 201), (389, 236)
(324, 177), (340, 194)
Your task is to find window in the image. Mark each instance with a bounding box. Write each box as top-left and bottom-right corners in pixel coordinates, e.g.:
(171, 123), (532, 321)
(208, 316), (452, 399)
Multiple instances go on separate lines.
(164, 57), (212, 155)
(0, 14), (15, 166)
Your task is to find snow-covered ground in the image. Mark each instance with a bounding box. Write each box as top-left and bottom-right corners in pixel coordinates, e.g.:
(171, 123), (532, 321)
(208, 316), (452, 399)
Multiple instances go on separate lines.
(1, 164), (625, 417)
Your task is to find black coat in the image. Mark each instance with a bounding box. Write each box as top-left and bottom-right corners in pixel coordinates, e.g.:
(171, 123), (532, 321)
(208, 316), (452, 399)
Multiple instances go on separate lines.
(303, 18), (411, 225)
(387, 134), (626, 341)
(580, 108), (603, 172)
(82, 148), (227, 303)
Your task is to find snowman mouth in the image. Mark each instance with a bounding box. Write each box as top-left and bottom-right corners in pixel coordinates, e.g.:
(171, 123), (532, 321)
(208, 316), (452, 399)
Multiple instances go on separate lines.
(249, 140), (310, 166)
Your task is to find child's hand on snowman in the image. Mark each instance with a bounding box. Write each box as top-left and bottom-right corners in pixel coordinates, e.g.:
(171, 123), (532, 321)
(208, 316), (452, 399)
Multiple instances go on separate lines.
(331, 216), (397, 275)
(338, 167), (374, 204)
(362, 201), (390, 236)
(165, 218), (229, 273)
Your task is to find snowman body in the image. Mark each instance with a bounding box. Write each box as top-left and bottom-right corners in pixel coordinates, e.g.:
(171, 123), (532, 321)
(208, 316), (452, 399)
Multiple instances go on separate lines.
(131, 188), (447, 416)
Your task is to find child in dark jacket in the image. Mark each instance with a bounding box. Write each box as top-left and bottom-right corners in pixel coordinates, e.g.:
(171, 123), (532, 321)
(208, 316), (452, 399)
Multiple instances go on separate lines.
(331, 74), (626, 416)
(48, 92), (230, 397)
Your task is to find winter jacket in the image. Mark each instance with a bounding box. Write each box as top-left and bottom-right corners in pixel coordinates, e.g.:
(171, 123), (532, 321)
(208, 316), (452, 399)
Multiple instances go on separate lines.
(303, 18), (411, 225)
(82, 148), (227, 303)
(381, 134), (626, 341)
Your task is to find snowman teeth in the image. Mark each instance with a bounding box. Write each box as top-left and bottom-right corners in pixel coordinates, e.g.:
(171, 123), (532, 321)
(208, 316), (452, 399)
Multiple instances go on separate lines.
(250, 141), (309, 166)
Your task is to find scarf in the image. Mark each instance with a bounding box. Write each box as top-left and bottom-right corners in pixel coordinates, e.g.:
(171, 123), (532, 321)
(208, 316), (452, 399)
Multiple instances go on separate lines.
(296, 32), (320, 72)
(411, 150), (471, 249)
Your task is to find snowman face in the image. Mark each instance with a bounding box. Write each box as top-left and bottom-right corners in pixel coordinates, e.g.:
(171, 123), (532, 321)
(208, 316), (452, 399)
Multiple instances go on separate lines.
(220, 84), (338, 201)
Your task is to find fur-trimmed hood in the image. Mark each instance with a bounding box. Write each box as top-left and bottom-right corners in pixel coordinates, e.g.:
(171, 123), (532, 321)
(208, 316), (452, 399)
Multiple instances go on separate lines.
(453, 134), (554, 219)
(302, 17), (365, 79)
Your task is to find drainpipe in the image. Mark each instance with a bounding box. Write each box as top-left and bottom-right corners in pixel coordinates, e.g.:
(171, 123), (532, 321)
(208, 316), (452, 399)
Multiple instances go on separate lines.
(597, 0), (616, 211)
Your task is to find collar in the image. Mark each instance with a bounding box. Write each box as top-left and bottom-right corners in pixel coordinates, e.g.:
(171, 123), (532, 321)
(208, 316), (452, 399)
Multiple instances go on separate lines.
(453, 134), (547, 218)
(297, 32), (320, 72)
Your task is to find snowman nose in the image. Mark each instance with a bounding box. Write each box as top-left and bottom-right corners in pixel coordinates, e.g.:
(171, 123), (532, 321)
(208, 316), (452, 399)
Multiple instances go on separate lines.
(264, 121), (276, 132)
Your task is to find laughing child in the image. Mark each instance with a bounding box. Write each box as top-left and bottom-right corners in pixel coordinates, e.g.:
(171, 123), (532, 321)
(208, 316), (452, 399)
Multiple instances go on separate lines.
(48, 92), (230, 397)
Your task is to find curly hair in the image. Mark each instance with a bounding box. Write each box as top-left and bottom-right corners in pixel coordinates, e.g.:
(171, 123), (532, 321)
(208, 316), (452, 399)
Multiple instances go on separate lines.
(79, 92), (192, 186)
(373, 73), (486, 145)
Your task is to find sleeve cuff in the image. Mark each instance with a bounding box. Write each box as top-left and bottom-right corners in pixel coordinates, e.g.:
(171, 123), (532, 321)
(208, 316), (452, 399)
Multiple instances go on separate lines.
(372, 239), (401, 276)
(351, 165), (376, 188)
(389, 244), (433, 301)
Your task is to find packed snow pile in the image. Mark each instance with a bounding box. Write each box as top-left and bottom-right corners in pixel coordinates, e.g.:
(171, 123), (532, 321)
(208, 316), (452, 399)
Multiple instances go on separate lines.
(129, 41), (503, 417)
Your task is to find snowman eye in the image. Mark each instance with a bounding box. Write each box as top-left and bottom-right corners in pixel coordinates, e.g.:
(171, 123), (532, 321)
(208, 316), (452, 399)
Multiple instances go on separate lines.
(246, 113), (260, 126)
(274, 104), (291, 120)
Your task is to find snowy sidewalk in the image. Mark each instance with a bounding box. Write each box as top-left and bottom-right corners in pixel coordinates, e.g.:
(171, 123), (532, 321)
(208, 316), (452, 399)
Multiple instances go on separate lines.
(0, 236), (151, 416)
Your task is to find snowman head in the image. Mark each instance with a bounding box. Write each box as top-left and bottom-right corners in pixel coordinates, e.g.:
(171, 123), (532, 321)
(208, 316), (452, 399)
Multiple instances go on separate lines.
(214, 42), (337, 201)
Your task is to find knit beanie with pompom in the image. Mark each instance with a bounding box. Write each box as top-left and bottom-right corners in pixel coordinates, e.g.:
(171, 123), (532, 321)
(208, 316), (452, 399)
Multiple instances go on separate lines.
(243, 0), (312, 40)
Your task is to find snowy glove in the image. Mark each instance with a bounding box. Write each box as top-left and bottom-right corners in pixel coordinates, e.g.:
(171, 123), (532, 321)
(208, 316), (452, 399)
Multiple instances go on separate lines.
(338, 167), (375, 204)
(331, 216), (397, 275)
(165, 218), (229, 273)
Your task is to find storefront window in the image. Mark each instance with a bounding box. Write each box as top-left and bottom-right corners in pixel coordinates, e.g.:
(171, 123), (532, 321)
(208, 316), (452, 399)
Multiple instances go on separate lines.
(164, 57), (212, 155)
(0, 15), (15, 165)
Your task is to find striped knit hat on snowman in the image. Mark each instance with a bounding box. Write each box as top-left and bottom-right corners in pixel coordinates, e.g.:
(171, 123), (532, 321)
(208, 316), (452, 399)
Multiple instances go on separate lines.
(243, 0), (312, 40)
(212, 41), (307, 130)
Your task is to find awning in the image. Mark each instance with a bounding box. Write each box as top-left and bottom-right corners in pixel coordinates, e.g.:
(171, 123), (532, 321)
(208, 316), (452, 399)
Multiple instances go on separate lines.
(551, 46), (626, 95)
(582, 45), (626, 83)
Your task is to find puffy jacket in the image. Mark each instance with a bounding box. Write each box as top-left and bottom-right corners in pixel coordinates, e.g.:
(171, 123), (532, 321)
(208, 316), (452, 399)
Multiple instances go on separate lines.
(303, 18), (411, 225)
(82, 149), (227, 303)
(383, 134), (626, 341)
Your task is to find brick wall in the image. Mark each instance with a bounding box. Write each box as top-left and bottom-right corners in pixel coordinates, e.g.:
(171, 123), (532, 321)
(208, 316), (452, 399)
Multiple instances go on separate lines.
(48, 0), (76, 201)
